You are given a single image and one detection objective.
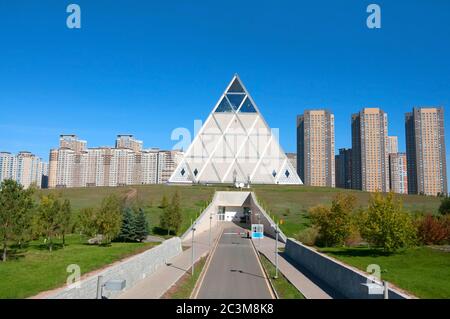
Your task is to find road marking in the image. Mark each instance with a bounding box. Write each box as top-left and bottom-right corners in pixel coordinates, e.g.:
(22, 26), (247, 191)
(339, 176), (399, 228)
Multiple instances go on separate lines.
(190, 226), (224, 299)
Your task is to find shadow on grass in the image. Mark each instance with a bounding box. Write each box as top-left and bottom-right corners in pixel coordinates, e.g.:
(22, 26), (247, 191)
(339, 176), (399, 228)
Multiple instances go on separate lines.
(33, 243), (65, 251)
(2, 249), (26, 261)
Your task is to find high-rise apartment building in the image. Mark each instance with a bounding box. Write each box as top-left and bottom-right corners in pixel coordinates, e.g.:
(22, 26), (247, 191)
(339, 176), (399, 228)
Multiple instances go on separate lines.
(48, 149), (58, 188)
(297, 110), (335, 187)
(115, 135), (143, 153)
(0, 152), (16, 182)
(59, 134), (87, 152)
(351, 108), (389, 192)
(335, 148), (352, 189)
(405, 107), (447, 196)
(387, 136), (398, 154)
(48, 136), (183, 188)
(159, 149), (184, 183)
(0, 151), (47, 188)
(389, 152), (408, 194)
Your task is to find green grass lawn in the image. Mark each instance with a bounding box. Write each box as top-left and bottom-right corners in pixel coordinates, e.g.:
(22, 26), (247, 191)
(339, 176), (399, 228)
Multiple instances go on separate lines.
(253, 185), (441, 237)
(0, 235), (157, 299)
(163, 256), (207, 299)
(320, 246), (450, 299)
(38, 184), (220, 237)
(259, 254), (304, 299)
(38, 184), (441, 239)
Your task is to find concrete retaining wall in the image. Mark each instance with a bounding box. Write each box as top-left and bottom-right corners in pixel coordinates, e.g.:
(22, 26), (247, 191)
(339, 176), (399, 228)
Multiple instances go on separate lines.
(284, 239), (412, 299)
(248, 193), (287, 243)
(181, 191), (287, 243)
(181, 192), (219, 242)
(45, 237), (182, 299)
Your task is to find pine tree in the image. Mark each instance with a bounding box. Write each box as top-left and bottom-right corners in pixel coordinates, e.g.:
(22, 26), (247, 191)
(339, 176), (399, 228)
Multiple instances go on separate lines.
(134, 208), (149, 242)
(118, 208), (137, 242)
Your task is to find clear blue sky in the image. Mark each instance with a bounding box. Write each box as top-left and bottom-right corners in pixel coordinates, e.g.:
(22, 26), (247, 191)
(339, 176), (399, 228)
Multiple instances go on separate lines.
(0, 1), (449, 170)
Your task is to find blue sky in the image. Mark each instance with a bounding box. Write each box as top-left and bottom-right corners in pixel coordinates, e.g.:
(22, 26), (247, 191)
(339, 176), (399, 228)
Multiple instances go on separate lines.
(0, 1), (449, 171)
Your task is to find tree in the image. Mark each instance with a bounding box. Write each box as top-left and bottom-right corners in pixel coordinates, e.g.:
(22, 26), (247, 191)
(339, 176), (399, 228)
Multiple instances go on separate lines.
(417, 214), (449, 245)
(0, 180), (35, 261)
(170, 192), (182, 235)
(359, 193), (416, 252)
(438, 196), (450, 215)
(35, 194), (62, 252)
(96, 195), (123, 245)
(160, 200), (172, 235)
(59, 199), (72, 247)
(160, 192), (183, 236)
(160, 194), (169, 209)
(309, 193), (356, 247)
(134, 208), (149, 241)
(78, 207), (97, 238)
(117, 208), (137, 242)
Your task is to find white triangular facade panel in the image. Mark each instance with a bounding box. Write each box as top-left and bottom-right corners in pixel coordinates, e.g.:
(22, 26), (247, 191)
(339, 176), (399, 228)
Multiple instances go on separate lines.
(169, 75), (303, 185)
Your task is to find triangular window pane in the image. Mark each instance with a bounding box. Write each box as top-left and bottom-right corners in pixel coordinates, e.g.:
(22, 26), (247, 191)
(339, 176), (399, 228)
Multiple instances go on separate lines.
(226, 94), (245, 110)
(215, 96), (233, 112)
(239, 97), (257, 113)
(228, 78), (244, 93)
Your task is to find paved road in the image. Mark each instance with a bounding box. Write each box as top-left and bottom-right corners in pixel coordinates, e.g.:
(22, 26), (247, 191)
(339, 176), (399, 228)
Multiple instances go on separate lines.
(195, 224), (274, 299)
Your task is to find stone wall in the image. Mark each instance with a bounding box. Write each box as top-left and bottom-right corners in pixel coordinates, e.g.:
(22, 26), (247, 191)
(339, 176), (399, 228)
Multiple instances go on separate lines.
(284, 239), (412, 299)
(45, 237), (182, 299)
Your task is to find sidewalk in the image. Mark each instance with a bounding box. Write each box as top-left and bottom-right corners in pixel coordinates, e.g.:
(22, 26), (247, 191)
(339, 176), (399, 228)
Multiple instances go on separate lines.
(254, 237), (334, 299)
(117, 225), (222, 299)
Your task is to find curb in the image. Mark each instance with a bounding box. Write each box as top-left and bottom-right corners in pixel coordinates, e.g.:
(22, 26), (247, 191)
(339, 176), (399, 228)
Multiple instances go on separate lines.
(190, 226), (223, 299)
(250, 238), (279, 299)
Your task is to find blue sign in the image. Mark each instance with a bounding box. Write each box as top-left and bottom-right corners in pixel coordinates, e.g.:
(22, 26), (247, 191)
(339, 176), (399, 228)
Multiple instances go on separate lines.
(252, 232), (264, 239)
(251, 224), (264, 239)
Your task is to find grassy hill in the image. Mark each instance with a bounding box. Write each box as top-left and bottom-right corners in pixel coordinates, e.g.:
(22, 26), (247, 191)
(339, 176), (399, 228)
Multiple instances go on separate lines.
(252, 185), (441, 237)
(38, 184), (442, 238)
(17, 184), (443, 299)
(38, 184), (218, 237)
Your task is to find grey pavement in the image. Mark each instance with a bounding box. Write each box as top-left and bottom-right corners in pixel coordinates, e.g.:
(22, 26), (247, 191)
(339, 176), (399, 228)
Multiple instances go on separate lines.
(117, 224), (222, 299)
(254, 236), (335, 299)
(195, 224), (274, 299)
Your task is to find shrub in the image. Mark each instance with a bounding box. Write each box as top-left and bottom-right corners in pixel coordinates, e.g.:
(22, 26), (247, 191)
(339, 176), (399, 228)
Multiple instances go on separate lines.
(309, 193), (356, 247)
(359, 193), (416, 252)
(296, 227), (319, 246)
(417, 214), (449, 245)
(438, 197), (450, 215)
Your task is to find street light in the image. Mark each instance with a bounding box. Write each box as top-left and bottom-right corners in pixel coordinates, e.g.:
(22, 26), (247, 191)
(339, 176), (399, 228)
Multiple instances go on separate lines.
(274, 222), (279, 279)
(191, 222), (197, 276)
(255, 213), (261, 247)
(209, 213), (213, 247)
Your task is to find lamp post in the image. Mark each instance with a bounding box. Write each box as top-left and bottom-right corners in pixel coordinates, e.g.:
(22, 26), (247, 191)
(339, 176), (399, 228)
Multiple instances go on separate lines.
(209, 213), (213, 247)
(255, 213), (261, 247)
(274, 222), (279, 279)
(191, 222), (196, 276)
(96, 276), (126, 299)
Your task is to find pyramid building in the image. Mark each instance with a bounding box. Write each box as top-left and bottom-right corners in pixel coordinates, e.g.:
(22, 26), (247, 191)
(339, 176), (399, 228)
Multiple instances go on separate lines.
(169, 75), (302, 185)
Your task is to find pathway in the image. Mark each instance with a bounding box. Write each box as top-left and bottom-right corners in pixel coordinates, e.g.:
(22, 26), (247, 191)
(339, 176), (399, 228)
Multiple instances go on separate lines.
(117, 224), (223, 299)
